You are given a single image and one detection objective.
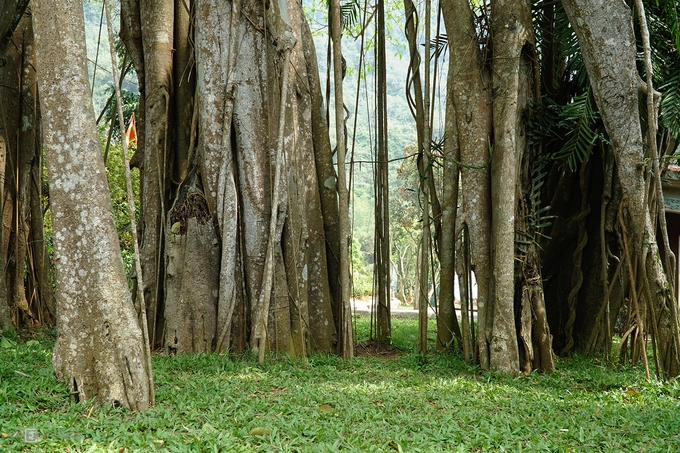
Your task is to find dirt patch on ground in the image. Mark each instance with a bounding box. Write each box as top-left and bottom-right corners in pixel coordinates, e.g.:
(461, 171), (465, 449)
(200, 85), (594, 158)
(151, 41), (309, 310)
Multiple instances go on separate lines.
(354, 340), (405, 360)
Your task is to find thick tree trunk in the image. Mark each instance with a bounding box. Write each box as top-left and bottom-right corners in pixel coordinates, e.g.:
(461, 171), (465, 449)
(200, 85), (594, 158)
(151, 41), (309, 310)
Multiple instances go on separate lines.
(195, 0), (245, 353)
(33, 0), (152, 409)
(441, 0), (493, 365)
(188, 0), (342, 356)
(285, 12), (337, 351)
(562, 0), (680, 377)
(165, 181), (219, 354)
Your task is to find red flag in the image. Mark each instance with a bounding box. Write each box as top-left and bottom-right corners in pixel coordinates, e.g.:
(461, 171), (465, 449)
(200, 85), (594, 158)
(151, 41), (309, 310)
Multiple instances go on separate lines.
(126, 112), (137, 147)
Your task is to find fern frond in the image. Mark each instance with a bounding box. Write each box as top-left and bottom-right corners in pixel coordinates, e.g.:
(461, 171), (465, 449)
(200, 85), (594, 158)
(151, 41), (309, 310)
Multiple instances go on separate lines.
(553, 89), (603, 171)
(430, 33), (448, 59)
(341, 0), (360, 31)
(660, 61), (680, 141)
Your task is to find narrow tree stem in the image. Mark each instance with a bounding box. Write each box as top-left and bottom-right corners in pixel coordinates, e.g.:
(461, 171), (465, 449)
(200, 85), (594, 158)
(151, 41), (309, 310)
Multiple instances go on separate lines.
(256, 40), (294, 364)
(104, 0), (155, 405)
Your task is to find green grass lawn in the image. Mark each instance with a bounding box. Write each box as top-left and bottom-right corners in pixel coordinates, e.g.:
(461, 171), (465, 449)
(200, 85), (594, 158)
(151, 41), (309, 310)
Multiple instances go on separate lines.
(1, 318), (679, 452)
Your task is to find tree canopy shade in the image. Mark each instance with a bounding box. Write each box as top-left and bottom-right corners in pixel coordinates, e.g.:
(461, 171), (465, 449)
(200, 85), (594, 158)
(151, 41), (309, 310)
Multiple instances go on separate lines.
(1, 0), (680, 410)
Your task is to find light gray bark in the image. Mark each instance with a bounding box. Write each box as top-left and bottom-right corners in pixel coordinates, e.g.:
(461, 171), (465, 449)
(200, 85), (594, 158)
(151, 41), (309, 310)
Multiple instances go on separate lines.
(33, 0), (151, 409)
(488, 0), (532, 374)
(195, 0), (243, 353)
(562, 0), (680, 377)
(165, 208), (219, 354)
(191, 0), (339, 356)
(441, 0), (493, 365)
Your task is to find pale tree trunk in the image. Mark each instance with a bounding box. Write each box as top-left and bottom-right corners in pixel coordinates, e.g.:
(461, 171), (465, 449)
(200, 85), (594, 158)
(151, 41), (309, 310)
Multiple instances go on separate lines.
(330, 0), (354, 358)
(120, 0), (343, 357)
(33, 0), (152, 409)
(165, 175), (220, 354)
(190, 0), (341, 356)
(488, 0), (530, 374)
(562, 0), (680, 377)
(284, 10), (337, 353)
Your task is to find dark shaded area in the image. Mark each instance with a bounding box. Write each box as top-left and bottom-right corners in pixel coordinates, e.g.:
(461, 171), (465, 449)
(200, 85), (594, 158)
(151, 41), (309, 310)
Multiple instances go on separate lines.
(0, 0), (29, 55)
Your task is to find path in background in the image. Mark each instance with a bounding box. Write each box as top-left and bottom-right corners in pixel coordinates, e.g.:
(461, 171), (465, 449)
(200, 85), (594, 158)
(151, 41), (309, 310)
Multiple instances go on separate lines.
(351, 298), (477, 320)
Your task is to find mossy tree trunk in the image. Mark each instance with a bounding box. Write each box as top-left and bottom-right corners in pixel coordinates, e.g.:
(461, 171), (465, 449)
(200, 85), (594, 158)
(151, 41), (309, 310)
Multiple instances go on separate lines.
(33, 0), (152, 409)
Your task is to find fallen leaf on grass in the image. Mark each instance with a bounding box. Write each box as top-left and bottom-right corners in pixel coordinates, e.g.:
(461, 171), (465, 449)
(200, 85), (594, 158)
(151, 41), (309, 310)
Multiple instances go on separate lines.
(248, 427), (272, 437)
(1, 432), (9, 438)
(319, 404), (333, 413)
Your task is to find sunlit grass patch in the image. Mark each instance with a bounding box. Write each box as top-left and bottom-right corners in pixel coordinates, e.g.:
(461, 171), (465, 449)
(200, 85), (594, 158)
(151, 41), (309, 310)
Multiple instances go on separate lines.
(1, 324), (679, 452)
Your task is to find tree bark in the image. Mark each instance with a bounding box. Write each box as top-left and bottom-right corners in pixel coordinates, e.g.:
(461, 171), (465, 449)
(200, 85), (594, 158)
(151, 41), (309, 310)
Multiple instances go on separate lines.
(0, 133), (9, 331)
(374, 0), (391, 345)
(562, 0), (680, 377)
(33, 0), (152, 409)
(139, 0), (174, 347)
(441, 0), (493, 365)
(330, 0), (354, 358)
(488, 0), (534, 374)
(301, 17), (342, 344)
